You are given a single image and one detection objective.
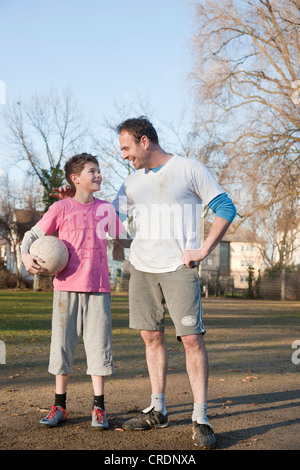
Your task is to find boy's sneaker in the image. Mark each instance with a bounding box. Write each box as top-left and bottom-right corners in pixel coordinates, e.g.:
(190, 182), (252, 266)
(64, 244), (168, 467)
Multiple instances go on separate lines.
(39, 405), (67, 427)
(122, 407), (168, 431)
(92, 406), (109, 430)
(192, 422), (216, 449)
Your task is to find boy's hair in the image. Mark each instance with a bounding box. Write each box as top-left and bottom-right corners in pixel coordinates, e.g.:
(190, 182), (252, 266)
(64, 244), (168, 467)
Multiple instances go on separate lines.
(64, 153), (99, 193)
(116, 116), (159, 144)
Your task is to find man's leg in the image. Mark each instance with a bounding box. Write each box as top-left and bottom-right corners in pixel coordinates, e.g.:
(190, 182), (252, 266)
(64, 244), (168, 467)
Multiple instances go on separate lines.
(181, 333), (216, 449)
(122, 329), (168, 430)
(141, 330), (167, 395)
(181, 333), (208, 405)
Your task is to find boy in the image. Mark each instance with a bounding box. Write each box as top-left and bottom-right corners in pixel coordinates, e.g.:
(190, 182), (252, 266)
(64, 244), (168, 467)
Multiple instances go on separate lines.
(21, 153), (126, 429)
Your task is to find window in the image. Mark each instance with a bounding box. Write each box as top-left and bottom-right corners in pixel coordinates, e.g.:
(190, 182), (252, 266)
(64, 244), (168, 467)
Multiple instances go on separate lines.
(241, 244), (254, 252)
(241, 260), (254, 267)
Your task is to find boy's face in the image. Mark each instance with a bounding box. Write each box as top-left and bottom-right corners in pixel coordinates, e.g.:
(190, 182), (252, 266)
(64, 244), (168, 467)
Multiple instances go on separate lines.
(71, 162), (102, 192)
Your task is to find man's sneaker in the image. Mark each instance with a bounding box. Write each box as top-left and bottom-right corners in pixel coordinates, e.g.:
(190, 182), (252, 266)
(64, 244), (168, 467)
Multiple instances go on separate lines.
(122, 407), (168, 431)
(192, 422), (216, 449)
(39, 405), (67, 427)
(92, 406), (109, 430)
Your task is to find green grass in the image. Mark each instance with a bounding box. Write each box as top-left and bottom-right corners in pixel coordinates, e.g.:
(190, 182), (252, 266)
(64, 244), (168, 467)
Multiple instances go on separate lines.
(0, 291), (53, 342)
(0, 291), (299, 381)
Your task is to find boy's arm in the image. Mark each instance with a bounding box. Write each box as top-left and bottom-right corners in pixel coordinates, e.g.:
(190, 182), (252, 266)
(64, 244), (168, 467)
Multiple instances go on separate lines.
(21, 224), (48, 275)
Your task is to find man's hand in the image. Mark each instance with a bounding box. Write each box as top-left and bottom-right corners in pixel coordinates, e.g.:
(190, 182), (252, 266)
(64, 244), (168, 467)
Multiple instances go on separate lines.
(182, 216), (231, 268)
(21, 253), (47, 275)
(182, 248), (205, 268)
(49, 185), (74, 200)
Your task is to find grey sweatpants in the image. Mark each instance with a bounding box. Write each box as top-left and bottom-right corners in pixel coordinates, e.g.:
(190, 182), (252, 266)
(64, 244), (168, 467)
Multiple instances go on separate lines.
(48, 291), (113, 376)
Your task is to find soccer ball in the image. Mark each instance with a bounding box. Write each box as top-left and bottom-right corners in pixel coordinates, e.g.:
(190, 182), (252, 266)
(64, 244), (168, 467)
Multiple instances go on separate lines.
(29, 236), (69, 275)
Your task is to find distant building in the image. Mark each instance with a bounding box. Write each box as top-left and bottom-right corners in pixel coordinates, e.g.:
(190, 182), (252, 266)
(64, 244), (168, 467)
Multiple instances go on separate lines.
(199, 223), (264, 293)
(2, 208), (43, 278)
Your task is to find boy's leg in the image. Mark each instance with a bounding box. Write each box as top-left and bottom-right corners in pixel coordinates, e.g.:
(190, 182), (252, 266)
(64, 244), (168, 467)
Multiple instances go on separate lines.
(82, 293), (113, 377)
(91, 374), (108, 429)
(56, 374), (69, 394)
(92, 375), (105, 396)
(40, 292), (79, 427)
(48, 291), (80, 376)
(82, 293), (112, 430)
(39, 374), (69, 427)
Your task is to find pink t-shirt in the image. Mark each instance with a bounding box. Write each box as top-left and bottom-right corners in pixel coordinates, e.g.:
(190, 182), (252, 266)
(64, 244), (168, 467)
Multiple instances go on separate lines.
(37, 197), (125, 293)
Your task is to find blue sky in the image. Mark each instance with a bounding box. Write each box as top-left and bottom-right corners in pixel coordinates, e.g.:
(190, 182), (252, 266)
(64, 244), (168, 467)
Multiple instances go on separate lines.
(0, 0), (195, 172)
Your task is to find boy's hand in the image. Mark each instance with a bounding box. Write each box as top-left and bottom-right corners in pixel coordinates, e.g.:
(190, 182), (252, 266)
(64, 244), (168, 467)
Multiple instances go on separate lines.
(49, 185), (74, 200)
(21, 253), (47, 275)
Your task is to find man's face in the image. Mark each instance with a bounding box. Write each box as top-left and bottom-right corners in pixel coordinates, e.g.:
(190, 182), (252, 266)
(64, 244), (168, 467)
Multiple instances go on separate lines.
(119, 131), (148, 170)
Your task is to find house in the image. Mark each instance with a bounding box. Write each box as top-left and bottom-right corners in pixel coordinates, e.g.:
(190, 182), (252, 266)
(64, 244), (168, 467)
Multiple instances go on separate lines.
(199, 222), (264, 293)
(3, 208), (43, 278)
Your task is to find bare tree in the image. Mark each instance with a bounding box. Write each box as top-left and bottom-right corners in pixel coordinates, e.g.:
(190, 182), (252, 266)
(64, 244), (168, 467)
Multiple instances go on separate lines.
(3, 88), (92, 209)
(0, 172), (45, 287)
(189, 0), (300, 272)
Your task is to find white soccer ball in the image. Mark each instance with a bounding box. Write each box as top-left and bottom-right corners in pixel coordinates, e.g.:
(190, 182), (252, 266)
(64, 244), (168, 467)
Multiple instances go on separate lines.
(29, 236), (69, 275)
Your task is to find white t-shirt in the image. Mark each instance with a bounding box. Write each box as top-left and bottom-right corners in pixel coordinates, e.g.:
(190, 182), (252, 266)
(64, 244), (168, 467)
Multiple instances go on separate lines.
(113, 156), (225, 273)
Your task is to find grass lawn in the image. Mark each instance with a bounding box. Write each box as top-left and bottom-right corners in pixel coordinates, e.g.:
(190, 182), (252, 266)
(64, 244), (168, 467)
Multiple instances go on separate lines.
(0, 290), (299, 381)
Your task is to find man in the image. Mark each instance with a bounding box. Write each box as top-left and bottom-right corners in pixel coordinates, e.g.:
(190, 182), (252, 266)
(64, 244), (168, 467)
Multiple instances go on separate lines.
(112, 116), (236, 449)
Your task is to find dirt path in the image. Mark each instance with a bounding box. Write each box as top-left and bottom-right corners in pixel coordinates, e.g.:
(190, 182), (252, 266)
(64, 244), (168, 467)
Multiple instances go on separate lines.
(1, 363), (299, 452)
(0, 298), (299, 453)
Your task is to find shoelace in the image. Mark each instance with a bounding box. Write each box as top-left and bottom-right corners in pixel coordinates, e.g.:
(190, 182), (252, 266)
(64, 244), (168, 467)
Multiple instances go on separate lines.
(94, 406), (105, 423)
(47, 405), (59, 419)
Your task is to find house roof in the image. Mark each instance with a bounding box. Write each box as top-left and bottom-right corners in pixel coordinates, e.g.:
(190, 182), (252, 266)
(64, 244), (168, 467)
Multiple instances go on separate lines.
(12, 209), (43, 239)
(204, 221), (258, 243)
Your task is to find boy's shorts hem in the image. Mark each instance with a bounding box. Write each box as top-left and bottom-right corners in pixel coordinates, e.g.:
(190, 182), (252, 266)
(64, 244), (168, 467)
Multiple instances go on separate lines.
(48, 367), (114, 376)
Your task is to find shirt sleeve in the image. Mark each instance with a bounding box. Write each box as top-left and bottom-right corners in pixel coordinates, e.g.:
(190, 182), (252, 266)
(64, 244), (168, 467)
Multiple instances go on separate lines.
(112, 182), (134, 220)
(36, 201), (61, 235)
(21, 224), (46, 255)
(188, 160), (226, 205)
(208, 193), (237, 223)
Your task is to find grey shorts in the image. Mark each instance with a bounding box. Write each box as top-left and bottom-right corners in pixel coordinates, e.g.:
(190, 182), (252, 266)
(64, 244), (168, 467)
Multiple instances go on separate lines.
(48, 291), (113, 376)
(128, 264), (206, 339)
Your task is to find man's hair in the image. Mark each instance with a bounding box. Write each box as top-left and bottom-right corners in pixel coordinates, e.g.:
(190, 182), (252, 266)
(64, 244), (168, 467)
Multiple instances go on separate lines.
(64, 153), (99, 193)
(116, 116), (159, 144)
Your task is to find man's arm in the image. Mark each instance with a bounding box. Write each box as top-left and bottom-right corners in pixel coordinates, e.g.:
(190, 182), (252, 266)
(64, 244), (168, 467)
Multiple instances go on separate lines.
(115, 234), (132, 248)
(182, 216), (231, 268)
(49, 186), (74, 199)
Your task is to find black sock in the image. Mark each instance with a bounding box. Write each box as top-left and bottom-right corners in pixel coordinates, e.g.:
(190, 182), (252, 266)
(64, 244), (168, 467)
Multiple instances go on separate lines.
(55, 393), (66, 409)
(93, 395), (105, 410)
